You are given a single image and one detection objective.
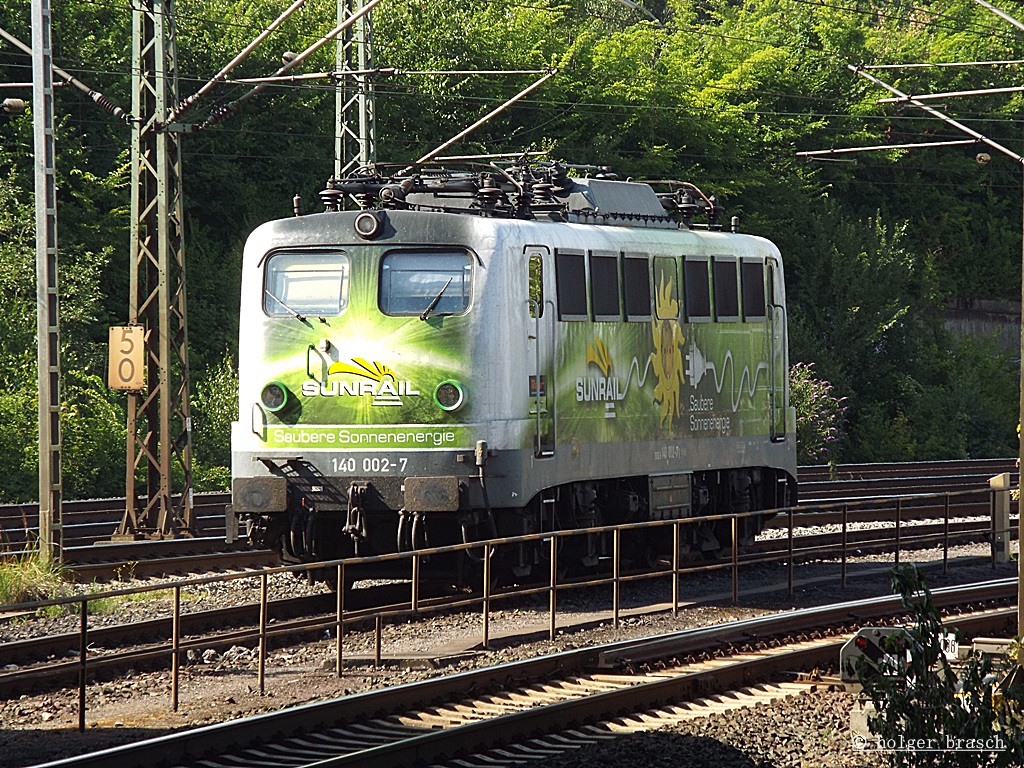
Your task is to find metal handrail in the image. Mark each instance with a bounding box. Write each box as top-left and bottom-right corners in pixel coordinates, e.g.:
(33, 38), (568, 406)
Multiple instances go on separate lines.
(1, 484), (1017, 731)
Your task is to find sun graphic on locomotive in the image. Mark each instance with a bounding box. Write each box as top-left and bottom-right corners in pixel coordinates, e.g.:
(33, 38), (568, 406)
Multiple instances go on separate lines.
(650, 271), (685, 429)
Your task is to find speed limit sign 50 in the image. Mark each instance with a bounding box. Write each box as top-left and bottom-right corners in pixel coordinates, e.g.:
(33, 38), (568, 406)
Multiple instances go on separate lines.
(107, 326), (145, 391)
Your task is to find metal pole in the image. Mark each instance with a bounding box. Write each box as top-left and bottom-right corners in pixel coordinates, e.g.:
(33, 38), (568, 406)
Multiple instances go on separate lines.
(342, 561), (350, 675)
(787, 506), (794, 596)
(1019, 167), (1024, 651)
(991, 488), (997, 569)
(324, 0), (379, 199)
(672, 521), (679, 616)
(943, 493), (951, 574)
(78, 598), (87, 732)
(895, 499), (901, 568)
(613, 529), (620, 629)
(841, 503), (848, 588)
(549, 535), (557, 641)
(974, 0), (1024, 656)
(32, 0), (62, 564)
(374, 615), (382, 666)
(334, 0), (348, 178)
(121, 0), (193, 540)
(412, 553), (420, 612)
(258, 573), (267, 695)
(482, 543), (490, 649)
(731, 516), (738, 604)
(171, 584), (180, 711)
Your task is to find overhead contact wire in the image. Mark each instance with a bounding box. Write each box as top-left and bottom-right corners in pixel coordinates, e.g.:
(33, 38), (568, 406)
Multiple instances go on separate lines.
(193, 0), (387, 132)
(166, 0), (309, 126)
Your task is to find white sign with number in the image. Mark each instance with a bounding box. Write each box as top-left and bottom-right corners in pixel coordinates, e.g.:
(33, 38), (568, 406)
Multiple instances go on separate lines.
(941, 632), (960, 661)
(108, 325), (145, 391)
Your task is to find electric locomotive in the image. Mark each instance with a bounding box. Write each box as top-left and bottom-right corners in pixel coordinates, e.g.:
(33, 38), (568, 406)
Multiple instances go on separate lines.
(227, 162), (797, 582)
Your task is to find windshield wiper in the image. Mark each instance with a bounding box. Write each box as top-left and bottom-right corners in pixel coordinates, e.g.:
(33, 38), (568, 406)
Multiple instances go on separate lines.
(420, 277), (453, 321)
(265, 289), (307, 322)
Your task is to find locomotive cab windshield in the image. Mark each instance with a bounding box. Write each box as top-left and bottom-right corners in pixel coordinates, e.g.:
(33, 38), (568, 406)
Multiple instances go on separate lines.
(264, 250), (351, 319)
(379, 249), (473, 317)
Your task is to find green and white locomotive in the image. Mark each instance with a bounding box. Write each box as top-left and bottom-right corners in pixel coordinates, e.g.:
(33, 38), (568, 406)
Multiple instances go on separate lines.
(228, 163), (797, 582)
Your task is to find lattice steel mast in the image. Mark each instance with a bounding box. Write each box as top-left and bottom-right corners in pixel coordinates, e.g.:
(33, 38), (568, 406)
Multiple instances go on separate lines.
(117, 0), (193, 538)
(335, 0), (376, 178)
(33, 0), (62, 562)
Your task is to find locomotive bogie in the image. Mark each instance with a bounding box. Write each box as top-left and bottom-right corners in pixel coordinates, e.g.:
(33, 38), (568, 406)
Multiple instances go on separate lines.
(229, 173), (797, 583)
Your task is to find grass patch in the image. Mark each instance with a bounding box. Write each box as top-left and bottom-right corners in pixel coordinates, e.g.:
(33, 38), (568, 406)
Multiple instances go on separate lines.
(0, 551), (70, 607)
(85, 588), (176, 616)
(2, 553), (182, 616)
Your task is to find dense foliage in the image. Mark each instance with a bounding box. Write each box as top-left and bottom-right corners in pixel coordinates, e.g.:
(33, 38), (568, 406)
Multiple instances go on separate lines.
(1, 0), (1022, 500)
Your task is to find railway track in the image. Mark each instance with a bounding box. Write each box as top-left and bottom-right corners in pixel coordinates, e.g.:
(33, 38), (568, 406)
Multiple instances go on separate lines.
(799, 457), (1018, 502)
(0, 458), (1016, 582)
(0, 494), (1007, 698)
(31, 578), (1018, 768)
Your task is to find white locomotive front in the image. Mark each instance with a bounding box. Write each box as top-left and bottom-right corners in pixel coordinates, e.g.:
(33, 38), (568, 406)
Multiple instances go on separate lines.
(228, 164), (797, 583)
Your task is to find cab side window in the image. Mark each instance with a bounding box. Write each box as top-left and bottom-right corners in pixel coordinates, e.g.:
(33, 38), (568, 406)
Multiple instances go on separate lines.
(684, 256), (711, 322)
(555, 248), (588, 320)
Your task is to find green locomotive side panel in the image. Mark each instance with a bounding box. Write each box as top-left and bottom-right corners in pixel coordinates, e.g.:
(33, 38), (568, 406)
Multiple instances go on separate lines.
(551, 267), (773, 447)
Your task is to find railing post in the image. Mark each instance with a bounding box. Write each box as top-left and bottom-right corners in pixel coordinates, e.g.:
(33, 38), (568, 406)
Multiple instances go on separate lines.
(172, 584), (180, 712)
(841, 503), (848, 589)
(412, 553), (420, 611)
(549, 534), (557, 641)
(787, 506), (794, 596)
(482, 543), (491, 649)
(731, 516), (739, 604)
(991, 486), (997, 568)
(375, 615), (383, 667)
(336, 562), (344, 677)
(894, 499), (901, 567)
(258, 572), (267, 696)
(613, 528), (620, 629)
(672, 521), (679, 616)
(78, 597), (87, 732)
(943, 494), (950, 574)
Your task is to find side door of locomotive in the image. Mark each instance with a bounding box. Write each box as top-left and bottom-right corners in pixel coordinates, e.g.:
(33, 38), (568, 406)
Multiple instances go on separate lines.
(765, 257), (787, 440)
(740, 255), (783, 440)
(526, 245), (556, 456)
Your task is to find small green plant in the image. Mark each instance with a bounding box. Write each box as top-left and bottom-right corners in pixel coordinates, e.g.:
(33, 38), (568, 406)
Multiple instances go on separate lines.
(113, 560), (138, 582)
(857, 565), (1024, 766)
(0, 550), (69, 606)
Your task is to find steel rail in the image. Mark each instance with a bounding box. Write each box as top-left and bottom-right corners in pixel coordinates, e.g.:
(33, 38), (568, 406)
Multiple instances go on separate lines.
(2, 488), (1013, 699)
(2, 461), (1014, 572)
(29, 579), (1018, 768)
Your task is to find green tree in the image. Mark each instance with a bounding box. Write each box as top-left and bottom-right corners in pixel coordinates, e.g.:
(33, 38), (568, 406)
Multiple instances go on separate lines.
(191, 351), (238, 491)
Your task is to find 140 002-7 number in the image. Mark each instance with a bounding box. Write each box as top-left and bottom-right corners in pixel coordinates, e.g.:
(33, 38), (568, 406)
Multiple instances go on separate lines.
(331, 456), (409, 474)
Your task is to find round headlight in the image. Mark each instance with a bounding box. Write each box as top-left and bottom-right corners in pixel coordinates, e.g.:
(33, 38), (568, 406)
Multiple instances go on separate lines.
(354, 211), (383, 239)
(434, 380), (465, 412)
(261, 381), (290, 412)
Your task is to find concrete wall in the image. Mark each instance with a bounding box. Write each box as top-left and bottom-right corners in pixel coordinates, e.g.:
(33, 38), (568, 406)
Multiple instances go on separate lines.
(944, 298), (1021, 353)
